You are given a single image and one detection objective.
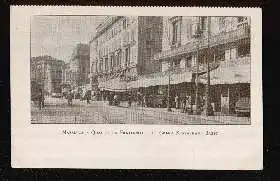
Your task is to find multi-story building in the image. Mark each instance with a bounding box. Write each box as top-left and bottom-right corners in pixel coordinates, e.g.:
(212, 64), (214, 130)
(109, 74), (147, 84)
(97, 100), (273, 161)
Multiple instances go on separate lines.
(69, 43), (90, 88)
(31, 55), (66, 94)
(89, 16), (163, 99)
(129, 16), (251, 115)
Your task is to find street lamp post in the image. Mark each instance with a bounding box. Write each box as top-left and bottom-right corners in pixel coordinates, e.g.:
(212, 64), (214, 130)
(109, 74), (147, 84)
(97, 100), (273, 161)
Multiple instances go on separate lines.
(204, 17), (214, 116)
(167, 63), (172, 112)
(193, 16), (202, 115)
(194, 38), (200, 115)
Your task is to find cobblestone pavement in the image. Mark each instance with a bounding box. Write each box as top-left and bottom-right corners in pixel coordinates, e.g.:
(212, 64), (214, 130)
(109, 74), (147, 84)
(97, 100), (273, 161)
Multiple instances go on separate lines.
(31, 97), (251, 125)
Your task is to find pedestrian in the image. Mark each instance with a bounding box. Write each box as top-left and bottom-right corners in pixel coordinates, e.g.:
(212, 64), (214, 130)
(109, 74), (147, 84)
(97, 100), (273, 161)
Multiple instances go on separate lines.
(113, 94), (118, 106)
(86, 91), (91, 104)
(127, 93), (132, 107)
(175, 94), (179, 109)
(143, 94), (147, 107)
(185, 96), (191, 113)
(38, 88), (44, 110)
(181, 96), (186, 113)
(67, 91), (73, 106)
(137, 91), (141, 106)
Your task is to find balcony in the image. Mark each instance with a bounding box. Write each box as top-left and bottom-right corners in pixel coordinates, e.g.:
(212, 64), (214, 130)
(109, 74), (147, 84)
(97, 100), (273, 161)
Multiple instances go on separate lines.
(153, 25), (250, 61)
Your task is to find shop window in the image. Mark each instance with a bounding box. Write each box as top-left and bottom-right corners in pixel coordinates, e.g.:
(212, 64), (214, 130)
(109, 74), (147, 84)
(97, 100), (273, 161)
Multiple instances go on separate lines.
(237, 44), (250, 57)
(186, 56), (192, 68)
(215, 50), (225, 61)
(174, 59), (180, 68)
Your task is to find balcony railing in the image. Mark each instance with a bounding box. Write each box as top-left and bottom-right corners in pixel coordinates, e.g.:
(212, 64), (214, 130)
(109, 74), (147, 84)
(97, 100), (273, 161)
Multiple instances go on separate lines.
(153, 25), (250, 61)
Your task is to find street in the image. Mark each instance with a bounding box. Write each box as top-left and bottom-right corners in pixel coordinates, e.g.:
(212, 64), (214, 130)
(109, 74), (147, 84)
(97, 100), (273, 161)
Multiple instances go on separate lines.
(31, 96), (251, 125)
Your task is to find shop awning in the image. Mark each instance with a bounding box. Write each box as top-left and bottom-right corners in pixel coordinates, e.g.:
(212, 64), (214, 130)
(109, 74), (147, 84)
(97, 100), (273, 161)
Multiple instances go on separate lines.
(98, 78), (128, 92)
(127, 69), (192, 89)
(199, 58), (250, 85)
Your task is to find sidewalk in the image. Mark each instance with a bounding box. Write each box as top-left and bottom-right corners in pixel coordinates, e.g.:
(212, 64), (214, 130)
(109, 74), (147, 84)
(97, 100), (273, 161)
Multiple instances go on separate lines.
(97, 101), (251, 125)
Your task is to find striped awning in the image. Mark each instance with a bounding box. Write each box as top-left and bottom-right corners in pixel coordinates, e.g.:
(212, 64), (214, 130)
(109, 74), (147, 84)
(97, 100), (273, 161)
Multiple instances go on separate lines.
(199, 58), (250, 85)
(98, 78), (128, 92)
(127, 70), (192, 89)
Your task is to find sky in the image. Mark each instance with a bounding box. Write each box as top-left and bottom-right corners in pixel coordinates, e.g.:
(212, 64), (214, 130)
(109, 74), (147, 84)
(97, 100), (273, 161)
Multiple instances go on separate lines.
(31, 16), (105, 62)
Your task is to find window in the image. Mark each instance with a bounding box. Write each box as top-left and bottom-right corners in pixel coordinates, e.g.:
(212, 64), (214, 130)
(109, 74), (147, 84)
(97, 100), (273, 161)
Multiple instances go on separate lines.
(131, 30), (135, 42)
(125, 47), (130, 66)
(146, 48), (152, 58)
(238, 17), (247, 23)
(105, 57), (108, 72)
(147, 28), (152, 41)
(219, 17), (226, 32)
(123, 19), (127, 29)
(172, 21), (178, 44)
(187, 22), (192, 39)
(99, 59), (103, 72)
(117, 50), (122, 66)
(200, 17), (207, 31)
(110, 55), (114, 69)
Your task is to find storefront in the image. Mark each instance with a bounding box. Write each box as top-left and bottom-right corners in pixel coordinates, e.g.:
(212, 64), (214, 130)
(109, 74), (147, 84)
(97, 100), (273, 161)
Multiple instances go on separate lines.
(199, 56), (250, 115)
(98, 77), (128, 101)
(127, 69), (194, 108)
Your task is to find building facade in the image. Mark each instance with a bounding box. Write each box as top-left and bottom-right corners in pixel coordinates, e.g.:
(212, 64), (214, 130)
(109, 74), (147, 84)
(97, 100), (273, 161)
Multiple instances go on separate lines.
(69, 43), (90, 88)
(31, 55), (66, 94)
(89, 16), (163, 97)
(129, 16), (251, 115)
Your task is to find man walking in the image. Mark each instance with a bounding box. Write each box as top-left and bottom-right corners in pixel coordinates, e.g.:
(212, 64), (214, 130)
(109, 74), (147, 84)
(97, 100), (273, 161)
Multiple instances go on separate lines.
(85, 91), (91, 104)
(67, 90), (73, 106)
(175, 94), (179, 109)
(38, 88), (44, 110)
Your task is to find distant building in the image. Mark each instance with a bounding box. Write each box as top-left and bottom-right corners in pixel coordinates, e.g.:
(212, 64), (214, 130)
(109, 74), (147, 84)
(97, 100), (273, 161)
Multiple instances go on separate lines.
(69, 43), (90, 87)
(31, 55), (66, 94)
(62, 62), (71, 86)
(89, 16), (163, 97)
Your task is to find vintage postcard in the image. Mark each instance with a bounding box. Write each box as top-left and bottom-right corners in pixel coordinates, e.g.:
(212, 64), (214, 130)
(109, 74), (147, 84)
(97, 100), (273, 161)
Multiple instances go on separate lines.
(11, 6), (262, 169)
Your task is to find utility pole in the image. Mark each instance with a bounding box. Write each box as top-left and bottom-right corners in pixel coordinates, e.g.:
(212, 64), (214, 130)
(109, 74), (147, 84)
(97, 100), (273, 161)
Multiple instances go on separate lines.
(204, 16), (214, 116)
(167, 62), (172, 112)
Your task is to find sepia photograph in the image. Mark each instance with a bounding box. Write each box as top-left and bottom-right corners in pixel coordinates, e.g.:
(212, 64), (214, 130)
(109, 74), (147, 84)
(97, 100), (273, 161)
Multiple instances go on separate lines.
(30, 15), (251, 125)
(11, 6), (262, 169)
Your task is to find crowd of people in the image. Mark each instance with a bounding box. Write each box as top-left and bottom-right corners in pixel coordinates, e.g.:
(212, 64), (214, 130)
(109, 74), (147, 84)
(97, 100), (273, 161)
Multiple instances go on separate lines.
(64, 90), (92, 106)
(34, 88), (213, 115)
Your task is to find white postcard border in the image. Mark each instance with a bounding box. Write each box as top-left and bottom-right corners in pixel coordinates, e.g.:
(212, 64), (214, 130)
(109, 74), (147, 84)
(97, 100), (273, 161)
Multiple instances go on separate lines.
(11, 6), (262, 169)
